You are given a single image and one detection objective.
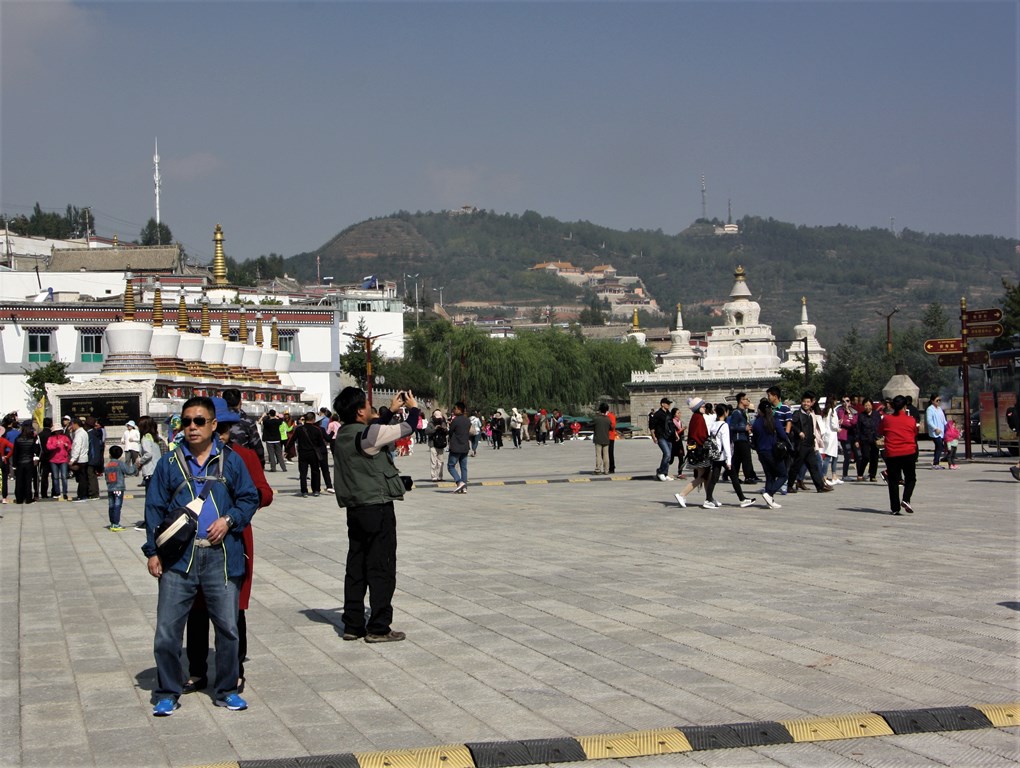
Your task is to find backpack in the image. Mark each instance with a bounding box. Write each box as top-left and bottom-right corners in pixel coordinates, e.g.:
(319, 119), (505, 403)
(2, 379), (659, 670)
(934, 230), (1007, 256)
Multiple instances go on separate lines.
(706, 424), (723, 462)
(1006, 405), (1017, 433)
(431, 427), (447, 451)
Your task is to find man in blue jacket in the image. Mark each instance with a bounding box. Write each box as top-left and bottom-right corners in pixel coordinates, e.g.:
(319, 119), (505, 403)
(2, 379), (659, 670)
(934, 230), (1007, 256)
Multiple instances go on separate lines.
(141, 396), (259, 716)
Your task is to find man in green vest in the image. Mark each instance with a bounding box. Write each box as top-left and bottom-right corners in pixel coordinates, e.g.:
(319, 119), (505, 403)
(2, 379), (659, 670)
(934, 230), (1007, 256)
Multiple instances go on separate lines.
(332, 387), (419, 643)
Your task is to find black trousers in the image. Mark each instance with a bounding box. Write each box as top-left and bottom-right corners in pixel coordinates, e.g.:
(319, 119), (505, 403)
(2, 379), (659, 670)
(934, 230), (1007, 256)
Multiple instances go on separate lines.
(187, 591), (247, 680)
(884, 453), (917, 512)
(298, 452), (322, 494)
(856, 441), (879, 479)
(73, 464), (91, 500)
(731, 440), (756, 480)
(343, 502), (397, 636)
(788, 445), (825, 491)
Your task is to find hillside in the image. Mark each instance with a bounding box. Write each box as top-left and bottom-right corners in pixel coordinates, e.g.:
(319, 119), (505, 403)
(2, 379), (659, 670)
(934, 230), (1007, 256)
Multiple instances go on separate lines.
(286, 210), (1017, 347)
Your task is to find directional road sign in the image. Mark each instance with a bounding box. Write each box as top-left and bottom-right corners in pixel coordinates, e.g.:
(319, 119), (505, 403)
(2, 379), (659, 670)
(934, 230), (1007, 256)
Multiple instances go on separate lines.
(967, 323), (1004, 339)
(924, 338), (962, 354)
(963, 308), (1003, 324)
(937, 351), (990, 367)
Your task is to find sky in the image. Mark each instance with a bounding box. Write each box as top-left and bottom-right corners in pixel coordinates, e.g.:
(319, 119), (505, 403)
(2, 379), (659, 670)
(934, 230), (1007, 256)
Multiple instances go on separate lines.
(2, 0), (1017, 266)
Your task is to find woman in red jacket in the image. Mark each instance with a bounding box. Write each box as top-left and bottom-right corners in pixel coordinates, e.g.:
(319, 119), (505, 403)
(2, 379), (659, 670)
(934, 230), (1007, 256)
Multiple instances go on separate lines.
(878, 395), (918, 515)
(674, 397), (711, 508)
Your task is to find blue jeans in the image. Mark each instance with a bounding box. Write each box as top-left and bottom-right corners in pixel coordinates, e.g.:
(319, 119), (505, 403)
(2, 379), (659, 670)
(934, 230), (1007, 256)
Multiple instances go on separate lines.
(107, 490), (123, 526)
(447, 452), (468, 484)
(931, 436), (945, 466)
(757, 450), (789, 496)
(656, 438), (672, 477)
(154, 547), (240, 700)
(51, 462), (68, 498)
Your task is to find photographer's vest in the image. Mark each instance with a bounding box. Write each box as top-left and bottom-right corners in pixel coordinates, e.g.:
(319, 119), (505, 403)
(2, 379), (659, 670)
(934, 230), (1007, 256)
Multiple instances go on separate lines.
(334, 422), (405, 508)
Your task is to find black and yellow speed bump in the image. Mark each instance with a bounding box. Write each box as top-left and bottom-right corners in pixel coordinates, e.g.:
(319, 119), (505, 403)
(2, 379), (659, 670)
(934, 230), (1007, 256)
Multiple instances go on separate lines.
(194, 702), (1018, 768)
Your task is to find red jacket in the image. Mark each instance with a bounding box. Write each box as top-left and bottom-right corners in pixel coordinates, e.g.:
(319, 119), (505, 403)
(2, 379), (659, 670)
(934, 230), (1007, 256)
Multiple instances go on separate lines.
(230, 442), (273, 610)
(878, 412), (918, 458)
(687, 411), (708, 446)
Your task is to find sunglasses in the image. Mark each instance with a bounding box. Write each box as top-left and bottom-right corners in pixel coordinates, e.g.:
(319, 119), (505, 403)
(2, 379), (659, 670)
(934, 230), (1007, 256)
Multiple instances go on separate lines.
(180, 416), (212, 428)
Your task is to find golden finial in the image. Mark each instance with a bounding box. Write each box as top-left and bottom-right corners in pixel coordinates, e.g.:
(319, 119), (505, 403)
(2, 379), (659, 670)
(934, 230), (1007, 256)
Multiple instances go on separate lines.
(802, 296), (807, 305)
(255, 311), (264, 347)
(152, 280), (164, 328)
(734, 265), (746, 281)
(221, 308), (230, 341)
(631, 308), (640, 330)
(212, 224), (228, 286)
(238, 311), (249, 344)
(270, 315), (279, 351)
(176, 290), (189, 333)
(123, 270), (135, 321)
(113, 234), (119, 246)
(200, 292), (210, 337)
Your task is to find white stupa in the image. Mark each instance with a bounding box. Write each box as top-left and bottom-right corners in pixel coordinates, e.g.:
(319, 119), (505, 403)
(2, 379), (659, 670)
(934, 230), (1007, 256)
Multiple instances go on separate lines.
(780, 296), (827, 371)
(699, 265), (783, 376)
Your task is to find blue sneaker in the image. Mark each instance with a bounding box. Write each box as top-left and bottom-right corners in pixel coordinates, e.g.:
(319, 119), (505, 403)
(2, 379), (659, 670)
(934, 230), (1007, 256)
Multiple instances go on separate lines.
(215, 693), (248, 711)
(153, 698), (179, 716)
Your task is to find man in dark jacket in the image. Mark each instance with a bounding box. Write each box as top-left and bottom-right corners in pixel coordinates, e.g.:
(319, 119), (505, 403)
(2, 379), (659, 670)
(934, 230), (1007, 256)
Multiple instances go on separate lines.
(786, 392), (832, 494)
(446, 401), (471, 493)
(592, 403), (612, 474)
(86, 417), (105, 499)
(649, 397), (676, 481)
(853, 400), (883, 481)
(333, 388), (419, 643)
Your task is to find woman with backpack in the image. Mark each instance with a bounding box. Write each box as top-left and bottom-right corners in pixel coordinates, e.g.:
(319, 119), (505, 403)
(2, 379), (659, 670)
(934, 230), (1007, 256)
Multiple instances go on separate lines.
(136, 416), (164, 490)
(674, 398), (711, 508)
(426, 410), (448, 481)
(706, 404), (756, 508)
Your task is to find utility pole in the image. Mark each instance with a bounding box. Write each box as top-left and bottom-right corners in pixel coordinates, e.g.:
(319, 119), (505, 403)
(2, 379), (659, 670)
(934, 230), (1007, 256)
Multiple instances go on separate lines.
(153, 139), (162, 244)
(877, 307), (900, 355)
(343, 331), (390, 408)
(432, 285), (445, 307)
(406, 273), (420, 329)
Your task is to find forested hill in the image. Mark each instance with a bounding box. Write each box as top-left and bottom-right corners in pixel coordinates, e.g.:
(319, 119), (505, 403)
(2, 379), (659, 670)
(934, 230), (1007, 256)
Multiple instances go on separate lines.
(286, 210), (1017, 346)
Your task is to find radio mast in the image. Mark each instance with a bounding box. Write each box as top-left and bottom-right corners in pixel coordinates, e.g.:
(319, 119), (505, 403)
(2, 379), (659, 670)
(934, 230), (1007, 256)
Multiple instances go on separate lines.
(700, 174), (707, 221)
(153, 139), (162, 244)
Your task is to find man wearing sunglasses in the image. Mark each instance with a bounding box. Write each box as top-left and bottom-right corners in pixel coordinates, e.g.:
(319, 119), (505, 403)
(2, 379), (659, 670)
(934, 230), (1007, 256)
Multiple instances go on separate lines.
(141, 396), (259, 717)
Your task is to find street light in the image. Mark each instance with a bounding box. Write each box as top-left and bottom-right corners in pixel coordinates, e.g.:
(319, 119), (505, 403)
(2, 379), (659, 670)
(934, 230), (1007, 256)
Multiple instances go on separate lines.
(876, 307), (900, 355)
(432, 285), (445, 307)
(406, 273), (420, 328)
(343, 331), (391, 408)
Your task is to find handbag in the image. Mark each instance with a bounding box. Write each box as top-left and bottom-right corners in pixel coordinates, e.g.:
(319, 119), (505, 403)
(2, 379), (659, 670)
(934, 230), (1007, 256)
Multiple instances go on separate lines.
(154, 449), (222, 566)
(772, 440), (790, 462)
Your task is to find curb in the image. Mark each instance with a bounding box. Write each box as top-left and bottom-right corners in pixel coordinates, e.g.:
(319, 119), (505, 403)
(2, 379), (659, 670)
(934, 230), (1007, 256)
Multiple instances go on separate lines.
(417, 475), (646, 489)
(191, 702), (1019, 768)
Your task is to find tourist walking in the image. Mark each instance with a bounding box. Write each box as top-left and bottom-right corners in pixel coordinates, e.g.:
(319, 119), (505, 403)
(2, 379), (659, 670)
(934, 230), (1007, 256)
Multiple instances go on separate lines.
(853, 400), (882, 481)
(86, 418), (105, 499)
(68, 418), (91, 501)
(293, 411), (331, 496)
(122, 420), (141, 466)
(103, 445), (136, 531)
(752, 399), (793, 509)
(136, 416), (163, 490)
(879, 395), (919, 515)
(708, 403), (755, 508)
(0, 427), (10, 505)
(425, 409), (448, 481)
(591, 403), (612, 474)
(674, 398), (711, 507)
(836, 395), (858, 480)
(819, 396), (841, 483)
(12, 422), (40, 504)
(727, 393), (757, 483)
(669, 407), (686, 478)
(650, 397), (676, 482)
(787, 392), (832, 494)
(509, 408), (523, 448)
(469, 410), (483, 455)
(447, 402), (471, 493)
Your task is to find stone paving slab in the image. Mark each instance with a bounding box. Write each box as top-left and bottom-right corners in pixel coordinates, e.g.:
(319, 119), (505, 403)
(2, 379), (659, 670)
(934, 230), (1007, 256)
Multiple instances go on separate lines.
(1, 438), (1018, 768)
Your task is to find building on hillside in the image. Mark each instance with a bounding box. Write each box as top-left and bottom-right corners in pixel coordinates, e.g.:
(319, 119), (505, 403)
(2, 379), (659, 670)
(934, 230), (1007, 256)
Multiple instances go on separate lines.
(626, 266), (783, 420)
(1, 224), (405, 419)
(531, 260), (662, 317)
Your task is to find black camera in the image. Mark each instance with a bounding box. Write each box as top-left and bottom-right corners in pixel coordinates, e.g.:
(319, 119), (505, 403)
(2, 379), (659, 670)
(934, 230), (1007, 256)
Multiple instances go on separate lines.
(401, 475), (414, 492)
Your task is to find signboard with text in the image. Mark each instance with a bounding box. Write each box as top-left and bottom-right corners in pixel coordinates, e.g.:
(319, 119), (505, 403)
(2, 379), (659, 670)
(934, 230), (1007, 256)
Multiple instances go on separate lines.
(963, 308), (1003, 324)
(967, 322), (1004, 339)
(924, 338), (963, 354)
(60, 395), (141, 426)
(937, 351), (989, 367)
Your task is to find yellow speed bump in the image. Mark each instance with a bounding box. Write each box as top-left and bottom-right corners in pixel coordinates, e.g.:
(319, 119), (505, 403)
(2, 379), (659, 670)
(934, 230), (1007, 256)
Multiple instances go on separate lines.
(975, 703), (1020, 727)
(567, 477), (590, 483)
(480, 481), (505, 486)
(780, 714), (894, 742)
(578, 728), (693, 759)
(354, 745), (475, 768)
(524, 479), (549, 484)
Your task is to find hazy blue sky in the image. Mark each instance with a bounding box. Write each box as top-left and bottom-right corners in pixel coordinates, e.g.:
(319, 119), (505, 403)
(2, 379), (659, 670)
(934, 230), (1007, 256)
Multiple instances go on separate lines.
(2, 1), (1016, 265)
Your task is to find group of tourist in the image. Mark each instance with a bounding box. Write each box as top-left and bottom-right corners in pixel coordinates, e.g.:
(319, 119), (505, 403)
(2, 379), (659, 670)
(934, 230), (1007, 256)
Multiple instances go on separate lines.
(651, 387), (969, 515)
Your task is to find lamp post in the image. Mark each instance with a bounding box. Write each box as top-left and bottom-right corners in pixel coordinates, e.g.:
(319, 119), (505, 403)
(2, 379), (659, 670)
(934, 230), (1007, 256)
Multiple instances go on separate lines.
(876, 307), (900, 355)
(432, 285), (445, 308)
(406, 273), (420, 328)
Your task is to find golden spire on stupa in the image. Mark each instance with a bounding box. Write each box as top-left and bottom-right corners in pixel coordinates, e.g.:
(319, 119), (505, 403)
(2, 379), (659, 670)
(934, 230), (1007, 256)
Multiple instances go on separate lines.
(238, 311), (249, 344)
(270, 315), (279, 351)
(631, 307), (641, 331)
(221, 308), (231, 341)
(200, 292), (211, 337)
(152, 280), (164, 328)
(212, 224), (228, 286)
(255, 311), (264, 347)
(176, 290), (189, 333)
(123, 271), (136, 321)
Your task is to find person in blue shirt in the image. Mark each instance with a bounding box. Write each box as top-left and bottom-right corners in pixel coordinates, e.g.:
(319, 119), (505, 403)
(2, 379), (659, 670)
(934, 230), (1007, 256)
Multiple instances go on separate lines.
(925, 393), (947, 468)
(141, 396), (259, 717)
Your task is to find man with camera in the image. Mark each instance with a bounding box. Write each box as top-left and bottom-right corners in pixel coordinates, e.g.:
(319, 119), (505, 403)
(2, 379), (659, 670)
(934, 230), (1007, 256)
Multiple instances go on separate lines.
(332, 387), (419, 643)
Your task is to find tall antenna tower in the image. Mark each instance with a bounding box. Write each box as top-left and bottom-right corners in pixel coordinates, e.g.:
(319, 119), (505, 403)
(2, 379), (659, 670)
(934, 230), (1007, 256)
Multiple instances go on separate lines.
(700, 174), (707, 220)
(153, 139), (162, 244)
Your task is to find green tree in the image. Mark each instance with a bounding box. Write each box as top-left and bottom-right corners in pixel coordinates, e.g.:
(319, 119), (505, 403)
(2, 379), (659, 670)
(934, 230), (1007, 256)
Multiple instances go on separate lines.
(578, 294), (607, 326)
(338, 318), (379, 388)
(991, 278), (1020, 350)
(23, 360), (70, 402)
(139, 218), (174, 246)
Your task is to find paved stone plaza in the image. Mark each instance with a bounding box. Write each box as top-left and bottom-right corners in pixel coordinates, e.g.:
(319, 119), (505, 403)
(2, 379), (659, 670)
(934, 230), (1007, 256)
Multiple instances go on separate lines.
(1, 438), (1018, 768)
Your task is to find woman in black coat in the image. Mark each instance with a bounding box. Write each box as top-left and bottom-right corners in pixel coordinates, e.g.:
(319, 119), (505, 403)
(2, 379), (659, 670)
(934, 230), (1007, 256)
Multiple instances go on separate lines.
(13, 424), (40, 504)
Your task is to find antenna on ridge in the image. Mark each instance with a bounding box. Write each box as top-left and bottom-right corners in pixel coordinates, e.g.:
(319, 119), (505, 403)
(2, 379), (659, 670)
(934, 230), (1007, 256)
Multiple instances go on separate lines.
(700, 174), (707, 221)
(153, 139), (162, 245)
